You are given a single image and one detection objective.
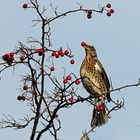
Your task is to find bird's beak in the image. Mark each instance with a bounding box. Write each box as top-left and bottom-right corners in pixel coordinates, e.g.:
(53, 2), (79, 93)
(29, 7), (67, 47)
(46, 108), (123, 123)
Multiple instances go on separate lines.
(82, 44), (86, 48)
(83, 44), (90, 51)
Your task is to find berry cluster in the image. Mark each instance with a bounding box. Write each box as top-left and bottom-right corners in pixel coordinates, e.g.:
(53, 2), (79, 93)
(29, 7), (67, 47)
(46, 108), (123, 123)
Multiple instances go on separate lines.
(62, 75), (80, 103)
(52, 49), (75, 64)
(87, 10), (92, 19)
(95, 105), (105, 111)
(106, 3), (115, 17)
(36, 48), (45, 56)
(2, 52), (26, 64)
(2, 52), (14, 65)
(63, 75), (72, 84)
(63, 75), (80, 85)
(66, 75), (72, 80)
(52, 49), (69, 58)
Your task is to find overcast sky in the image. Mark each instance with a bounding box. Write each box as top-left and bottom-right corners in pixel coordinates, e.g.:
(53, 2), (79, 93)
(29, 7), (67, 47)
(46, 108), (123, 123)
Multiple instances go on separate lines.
(0, 0), (140, 140)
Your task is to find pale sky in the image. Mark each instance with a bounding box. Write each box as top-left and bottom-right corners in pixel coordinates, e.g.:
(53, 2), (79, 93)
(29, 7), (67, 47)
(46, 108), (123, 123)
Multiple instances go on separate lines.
(0, 0), (140, 140)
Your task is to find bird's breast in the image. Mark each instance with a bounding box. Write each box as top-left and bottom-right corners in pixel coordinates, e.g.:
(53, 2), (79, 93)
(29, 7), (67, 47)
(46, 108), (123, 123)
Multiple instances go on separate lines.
(80, 61), (107, 96)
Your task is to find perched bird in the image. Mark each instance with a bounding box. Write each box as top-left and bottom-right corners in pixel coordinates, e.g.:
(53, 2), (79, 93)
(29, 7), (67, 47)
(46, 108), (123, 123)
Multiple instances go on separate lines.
(80, 42), (111, 128)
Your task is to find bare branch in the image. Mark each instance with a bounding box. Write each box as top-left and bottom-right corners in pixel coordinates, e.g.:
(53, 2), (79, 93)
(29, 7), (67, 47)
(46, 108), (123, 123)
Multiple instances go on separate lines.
(0, 114), (34, 129)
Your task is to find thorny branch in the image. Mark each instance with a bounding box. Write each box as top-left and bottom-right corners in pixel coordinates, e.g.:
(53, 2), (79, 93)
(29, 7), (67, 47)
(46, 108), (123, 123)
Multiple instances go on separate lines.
(110, 78), (140, 92)
(0, 114), (34, 129)
(44, 6), (104, 25)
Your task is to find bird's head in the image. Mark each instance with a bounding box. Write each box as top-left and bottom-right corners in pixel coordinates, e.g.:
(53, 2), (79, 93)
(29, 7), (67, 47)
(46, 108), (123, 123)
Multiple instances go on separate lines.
(81, 42), (97, 58)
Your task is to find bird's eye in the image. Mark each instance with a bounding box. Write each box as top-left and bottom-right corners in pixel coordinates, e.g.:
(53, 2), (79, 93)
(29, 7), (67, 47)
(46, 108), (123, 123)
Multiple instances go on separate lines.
(90, 46), (94, 50)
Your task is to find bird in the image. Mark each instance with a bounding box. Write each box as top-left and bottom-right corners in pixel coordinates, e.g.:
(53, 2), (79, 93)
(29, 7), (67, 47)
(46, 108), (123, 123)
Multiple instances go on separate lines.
(80, 42), (111, 128)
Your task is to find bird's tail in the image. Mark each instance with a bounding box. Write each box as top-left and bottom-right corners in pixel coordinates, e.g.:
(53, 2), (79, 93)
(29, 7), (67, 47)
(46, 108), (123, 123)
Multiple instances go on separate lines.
(91, 98), (108, 128)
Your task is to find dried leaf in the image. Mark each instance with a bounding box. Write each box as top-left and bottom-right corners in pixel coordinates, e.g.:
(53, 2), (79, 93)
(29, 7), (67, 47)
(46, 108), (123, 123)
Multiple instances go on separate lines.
(80, 132), (90, 140)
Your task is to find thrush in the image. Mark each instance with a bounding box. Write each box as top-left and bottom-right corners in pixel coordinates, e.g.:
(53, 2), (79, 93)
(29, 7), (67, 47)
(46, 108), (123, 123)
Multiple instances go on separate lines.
(80, 42), (111, 128)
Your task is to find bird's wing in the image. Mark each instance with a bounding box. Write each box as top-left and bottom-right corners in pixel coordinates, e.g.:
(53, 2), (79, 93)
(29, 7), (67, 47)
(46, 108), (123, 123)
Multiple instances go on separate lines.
(97, 60), (111, 102)
(96, 60), (110, 91)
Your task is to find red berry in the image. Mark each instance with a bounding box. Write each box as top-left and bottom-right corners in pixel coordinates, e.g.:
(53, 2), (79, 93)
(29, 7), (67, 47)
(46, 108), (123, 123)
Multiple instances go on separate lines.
(87, 10), (92, 15)
(21, 96), (26, 101)
(63, 79), (68, 84)
(60, 52), (64, 57)
(50, 66), (55, 71)
(8, 56), (14, 61)
(35, 49), (39, 53)
(2, 54), (10, 61)
(68, 97), (74, 103)
(40, 49), (45, 53)
(58, 49), (63, 55)
(2, 54), (7, 61)
(17, 95), (26, 101)
(20, 55), (25, 61)
(55, 53), (60, 58)
(81, 42), (86, 47)
(58, 50), (65, 57)
(64, 50), (69, 55)
(107, 11), (111, 17)
(75, 79), (80, 85)
(99, 105), (105, 111)
(106, 3), (111, 8)
(36, 49), (45, 56)
(36, 49), (44, 53)
(87, 14), (92, 19)
(66, 75), (72, 80)
(96, 105), (105, 111)
(40, 50), (44, 53)
(52, 51), (57, 56)
(10, 52), (14, 57)
(5, 54), (10, 57)
(2, 55), (5, 59)
(17, 96), (22, 101)
(96, 106), (100, 111)
(70, 59), (75, 64)
(23, 3), (28, 8)
(110, 9), (114, 14)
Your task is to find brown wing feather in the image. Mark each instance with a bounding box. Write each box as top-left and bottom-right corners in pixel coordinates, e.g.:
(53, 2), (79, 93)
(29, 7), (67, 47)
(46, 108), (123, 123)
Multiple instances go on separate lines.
(96, 61), (110, 90)
(97, 60), (111, 101)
